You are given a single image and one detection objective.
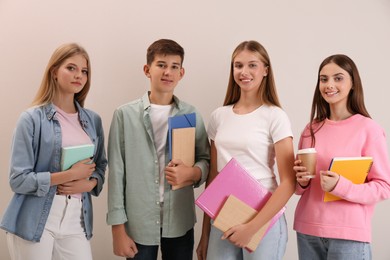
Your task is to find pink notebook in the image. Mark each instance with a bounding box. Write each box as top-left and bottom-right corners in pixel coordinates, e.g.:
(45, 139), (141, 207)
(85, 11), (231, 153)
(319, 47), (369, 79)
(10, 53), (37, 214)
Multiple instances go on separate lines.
(195, 158), (285, 235)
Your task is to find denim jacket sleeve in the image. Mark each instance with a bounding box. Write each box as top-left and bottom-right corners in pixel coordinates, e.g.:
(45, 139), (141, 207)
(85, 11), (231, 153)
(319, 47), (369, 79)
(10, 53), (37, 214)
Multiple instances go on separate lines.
(88, 112), (107, 197)
(9, 110), (51, 197)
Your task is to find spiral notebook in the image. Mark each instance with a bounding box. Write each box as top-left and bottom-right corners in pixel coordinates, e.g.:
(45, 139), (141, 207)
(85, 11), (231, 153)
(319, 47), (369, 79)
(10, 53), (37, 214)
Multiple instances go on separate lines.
(324, 156), (373, 202)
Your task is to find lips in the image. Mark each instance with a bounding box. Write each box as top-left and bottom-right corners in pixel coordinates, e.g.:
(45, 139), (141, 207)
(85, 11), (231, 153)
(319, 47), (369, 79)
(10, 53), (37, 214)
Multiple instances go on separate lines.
(71, 82), (82, 86)
(325, 91), (339, 97)
(161, 78), (173, 83)
(240, 79), (252, 83)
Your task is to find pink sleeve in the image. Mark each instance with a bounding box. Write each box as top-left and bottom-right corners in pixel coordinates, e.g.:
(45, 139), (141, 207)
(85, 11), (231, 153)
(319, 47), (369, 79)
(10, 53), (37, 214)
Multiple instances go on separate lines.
(331, 129), (390, 204)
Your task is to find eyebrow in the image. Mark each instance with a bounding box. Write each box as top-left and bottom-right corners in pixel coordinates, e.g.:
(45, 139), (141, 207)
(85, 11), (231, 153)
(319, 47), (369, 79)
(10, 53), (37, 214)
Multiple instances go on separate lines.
(66, 62), (87, 69)
(234, 60), (261, 63)
(320, 72), (345, 77)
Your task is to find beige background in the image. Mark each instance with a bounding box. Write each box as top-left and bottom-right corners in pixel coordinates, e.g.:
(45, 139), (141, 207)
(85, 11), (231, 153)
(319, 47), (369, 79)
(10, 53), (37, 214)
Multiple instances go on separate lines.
(1, 0), (390, 259)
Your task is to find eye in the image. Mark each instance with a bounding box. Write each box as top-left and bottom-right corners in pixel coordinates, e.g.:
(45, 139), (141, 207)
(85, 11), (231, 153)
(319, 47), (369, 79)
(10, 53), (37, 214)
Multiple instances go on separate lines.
(334, 76), (343, 82)
(319, 77), (327, 83)
(234, 63), (243, 69)
(82, 69), (88, 75)
(172, 65), (180, 70)
(66, 66), (76, 71)
(248, 63), (257, 68)
(157, 63), (166, 68)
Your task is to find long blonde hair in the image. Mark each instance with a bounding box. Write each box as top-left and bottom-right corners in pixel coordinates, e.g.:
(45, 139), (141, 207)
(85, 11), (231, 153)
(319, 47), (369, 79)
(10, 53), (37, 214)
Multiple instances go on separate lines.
(223, 40), (281, 107)
(32, 43), (91, 107)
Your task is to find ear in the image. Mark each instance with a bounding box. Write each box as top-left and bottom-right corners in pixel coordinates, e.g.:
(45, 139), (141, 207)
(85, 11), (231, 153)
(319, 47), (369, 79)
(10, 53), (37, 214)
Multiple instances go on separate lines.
(143, 64), (151, 78)
(264, 66), (269, 77)
(51, 68), (58, 80)
(179, 67), (185, 79)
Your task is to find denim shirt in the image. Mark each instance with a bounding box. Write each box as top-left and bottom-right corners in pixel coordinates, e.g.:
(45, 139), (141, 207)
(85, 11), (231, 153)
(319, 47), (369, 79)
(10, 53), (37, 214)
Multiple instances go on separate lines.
(0, 102), (107, 242)
(107, 92), (210, 245)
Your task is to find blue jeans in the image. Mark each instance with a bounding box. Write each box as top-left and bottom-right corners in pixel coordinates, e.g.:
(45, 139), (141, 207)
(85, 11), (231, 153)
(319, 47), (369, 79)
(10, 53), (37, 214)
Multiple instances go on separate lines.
(297, 232), (372, 260)
(206, 214), (287, 260)
(127, 228), (194, 260)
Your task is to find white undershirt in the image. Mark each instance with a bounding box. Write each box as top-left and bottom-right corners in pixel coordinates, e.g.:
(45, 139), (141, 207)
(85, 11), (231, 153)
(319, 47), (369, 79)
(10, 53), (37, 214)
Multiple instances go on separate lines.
(149, 104), (173, 202)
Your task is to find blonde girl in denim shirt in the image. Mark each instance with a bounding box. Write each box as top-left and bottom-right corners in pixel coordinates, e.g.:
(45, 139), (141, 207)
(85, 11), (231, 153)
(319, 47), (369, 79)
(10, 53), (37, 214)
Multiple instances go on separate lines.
(0, 43), (107, 260)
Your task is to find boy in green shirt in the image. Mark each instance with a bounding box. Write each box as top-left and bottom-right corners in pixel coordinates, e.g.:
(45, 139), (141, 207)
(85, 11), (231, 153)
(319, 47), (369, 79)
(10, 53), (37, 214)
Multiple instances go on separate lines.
(107, 39), (210, 259)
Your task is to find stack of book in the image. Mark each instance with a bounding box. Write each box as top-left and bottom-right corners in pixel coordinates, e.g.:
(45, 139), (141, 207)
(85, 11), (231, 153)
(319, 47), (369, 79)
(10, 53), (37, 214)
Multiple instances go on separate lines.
(196, 158), (285, 252)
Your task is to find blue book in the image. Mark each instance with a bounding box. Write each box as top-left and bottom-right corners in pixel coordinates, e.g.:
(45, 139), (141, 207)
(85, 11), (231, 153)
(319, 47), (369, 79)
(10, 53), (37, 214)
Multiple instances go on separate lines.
(61, 144), (95, 171)
(168, 113), (196, 161)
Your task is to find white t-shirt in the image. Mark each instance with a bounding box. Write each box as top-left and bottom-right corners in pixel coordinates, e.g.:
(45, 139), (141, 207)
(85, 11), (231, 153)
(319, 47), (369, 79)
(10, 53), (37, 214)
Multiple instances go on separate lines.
(208, 104), (293, 191)
(149, 104), (173, 202)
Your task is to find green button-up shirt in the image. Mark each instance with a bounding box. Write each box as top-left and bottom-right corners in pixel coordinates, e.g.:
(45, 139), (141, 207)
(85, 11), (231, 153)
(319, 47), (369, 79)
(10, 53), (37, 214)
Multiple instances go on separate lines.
(107, 92), (210, 245)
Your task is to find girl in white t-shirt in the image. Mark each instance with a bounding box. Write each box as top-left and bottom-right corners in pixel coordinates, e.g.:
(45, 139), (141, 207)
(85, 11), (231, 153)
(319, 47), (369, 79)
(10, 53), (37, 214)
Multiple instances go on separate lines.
(196, 41), (296, 260)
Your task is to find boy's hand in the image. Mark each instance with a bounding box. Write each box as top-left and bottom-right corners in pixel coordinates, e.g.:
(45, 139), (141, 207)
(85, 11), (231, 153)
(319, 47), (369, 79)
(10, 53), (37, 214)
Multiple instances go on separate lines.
(165, 159), (196, 187)
(112, 225), (138, 258)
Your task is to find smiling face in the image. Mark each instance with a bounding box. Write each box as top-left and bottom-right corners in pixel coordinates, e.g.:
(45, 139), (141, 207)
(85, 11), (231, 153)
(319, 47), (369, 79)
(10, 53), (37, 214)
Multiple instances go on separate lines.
(55, 54), (88, 97)
(319, 62), (353, 109)
(144, 54), (184, 95)
(232, 50), (268, 95)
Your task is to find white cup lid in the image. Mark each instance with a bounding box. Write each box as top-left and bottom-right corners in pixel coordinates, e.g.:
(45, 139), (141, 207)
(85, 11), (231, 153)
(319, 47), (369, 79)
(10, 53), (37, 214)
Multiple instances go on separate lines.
(297, 148), (317, 154)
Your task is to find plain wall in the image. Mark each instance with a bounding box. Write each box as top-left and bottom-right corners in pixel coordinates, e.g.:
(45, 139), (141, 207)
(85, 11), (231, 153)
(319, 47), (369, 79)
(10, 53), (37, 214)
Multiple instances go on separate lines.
(1, 0), (390, 259)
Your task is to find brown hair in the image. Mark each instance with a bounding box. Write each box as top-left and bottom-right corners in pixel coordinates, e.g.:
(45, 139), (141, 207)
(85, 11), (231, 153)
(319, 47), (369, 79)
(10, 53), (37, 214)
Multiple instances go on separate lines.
(223, 40), (281, 107)
(308, 54), (370, 146)
(32, 43), (91, 107)
(146, 39), (184, 66)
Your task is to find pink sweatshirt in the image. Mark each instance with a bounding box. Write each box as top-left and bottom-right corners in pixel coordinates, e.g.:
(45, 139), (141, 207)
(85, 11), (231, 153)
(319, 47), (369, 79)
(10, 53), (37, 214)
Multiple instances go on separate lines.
(294, 114), (390, 242)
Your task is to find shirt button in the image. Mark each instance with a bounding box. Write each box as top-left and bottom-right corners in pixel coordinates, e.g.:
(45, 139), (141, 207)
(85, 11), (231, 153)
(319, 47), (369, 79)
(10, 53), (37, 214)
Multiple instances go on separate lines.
(155, 180), (159, 184)
(154, 160), (158, 164)
(156, 221), (160, 225)
(156, 201), (160, 205)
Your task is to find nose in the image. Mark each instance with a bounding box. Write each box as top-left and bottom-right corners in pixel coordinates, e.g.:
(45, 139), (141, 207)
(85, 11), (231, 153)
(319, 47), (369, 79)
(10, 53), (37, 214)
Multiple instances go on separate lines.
(240, 65), (249, 76)
(163, 68), (171, 76)
(75, 71), (83, 79)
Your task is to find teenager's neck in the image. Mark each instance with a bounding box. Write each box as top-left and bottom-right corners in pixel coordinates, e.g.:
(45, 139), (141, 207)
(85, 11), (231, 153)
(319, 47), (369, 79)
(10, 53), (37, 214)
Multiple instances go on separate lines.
(149, 92), (174, 105)
(53, 95), (77, 113)
(329, 104), (353, 121)
(233, 94), (263, 114)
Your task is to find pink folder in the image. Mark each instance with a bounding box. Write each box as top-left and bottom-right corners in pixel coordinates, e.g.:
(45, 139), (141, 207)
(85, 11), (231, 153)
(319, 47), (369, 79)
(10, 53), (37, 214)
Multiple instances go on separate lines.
(195, 157), (285, 235)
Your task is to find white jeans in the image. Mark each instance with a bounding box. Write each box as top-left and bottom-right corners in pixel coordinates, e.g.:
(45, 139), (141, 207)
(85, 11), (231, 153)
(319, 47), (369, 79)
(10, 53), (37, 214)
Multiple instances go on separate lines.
(7, 194), (92, 260)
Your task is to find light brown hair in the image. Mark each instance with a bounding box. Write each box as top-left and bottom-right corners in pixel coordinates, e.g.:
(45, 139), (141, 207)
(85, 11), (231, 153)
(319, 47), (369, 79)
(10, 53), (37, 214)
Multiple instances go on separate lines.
(32, 43), (91, 107)
(223, 40), (281, 107)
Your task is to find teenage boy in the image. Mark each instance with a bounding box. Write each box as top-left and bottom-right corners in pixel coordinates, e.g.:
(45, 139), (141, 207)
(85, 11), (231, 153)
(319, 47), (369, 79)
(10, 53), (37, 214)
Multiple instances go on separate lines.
(107, 39), (210, 260)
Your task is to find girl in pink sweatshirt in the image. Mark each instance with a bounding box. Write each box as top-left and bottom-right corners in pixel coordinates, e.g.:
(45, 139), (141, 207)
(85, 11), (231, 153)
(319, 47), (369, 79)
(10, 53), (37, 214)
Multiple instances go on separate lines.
(293, 54), (390, 260)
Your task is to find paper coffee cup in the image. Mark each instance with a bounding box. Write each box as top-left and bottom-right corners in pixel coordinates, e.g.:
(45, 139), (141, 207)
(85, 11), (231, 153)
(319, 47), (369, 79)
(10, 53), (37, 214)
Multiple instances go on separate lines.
(297, 148), (317, 178)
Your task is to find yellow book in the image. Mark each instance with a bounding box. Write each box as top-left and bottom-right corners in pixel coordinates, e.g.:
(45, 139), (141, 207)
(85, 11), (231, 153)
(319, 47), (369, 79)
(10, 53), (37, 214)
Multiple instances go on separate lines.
(324, 156), (373, 202)
(213, 195), (272, 252)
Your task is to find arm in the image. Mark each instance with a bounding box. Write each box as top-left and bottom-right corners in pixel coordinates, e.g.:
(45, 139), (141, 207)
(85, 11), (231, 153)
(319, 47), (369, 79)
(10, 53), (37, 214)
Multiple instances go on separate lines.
(88, 115), (107, 196)
(326, 131), (390, 204)
(223, 137), (296, 248)
(196, 140), (217, 260)
(111, 224), (138, 258)
(53, 113), (107, 194)
(106, 110), (129, 225)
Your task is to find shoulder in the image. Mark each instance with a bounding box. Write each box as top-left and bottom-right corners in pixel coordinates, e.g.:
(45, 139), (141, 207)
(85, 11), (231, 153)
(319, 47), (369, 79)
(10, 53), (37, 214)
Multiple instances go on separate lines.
(263, 105), (288, 116)
(261, 105), (291, 123)
(210, 105), (232, 117)
(353, 114), (385, 135)
(114, 98), (144, 115)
